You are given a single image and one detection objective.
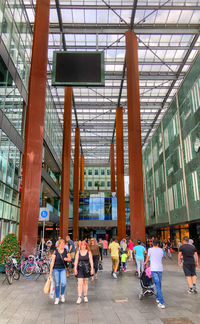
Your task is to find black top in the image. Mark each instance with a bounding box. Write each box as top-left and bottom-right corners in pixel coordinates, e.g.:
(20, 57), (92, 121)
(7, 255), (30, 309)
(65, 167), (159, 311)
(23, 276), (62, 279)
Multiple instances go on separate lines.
(78, 251), (89, 263)
(53, 248), (68, 269)
(179, 244), (197, 264)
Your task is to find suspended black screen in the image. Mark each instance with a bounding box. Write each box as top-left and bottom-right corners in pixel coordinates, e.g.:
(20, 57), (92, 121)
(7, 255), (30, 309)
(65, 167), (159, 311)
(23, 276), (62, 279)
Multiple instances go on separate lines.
(52, 51), (105, 87)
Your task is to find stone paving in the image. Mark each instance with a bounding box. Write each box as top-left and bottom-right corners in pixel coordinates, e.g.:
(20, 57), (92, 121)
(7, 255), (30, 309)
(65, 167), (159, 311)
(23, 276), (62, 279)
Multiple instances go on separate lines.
(0, 255), (200, 324)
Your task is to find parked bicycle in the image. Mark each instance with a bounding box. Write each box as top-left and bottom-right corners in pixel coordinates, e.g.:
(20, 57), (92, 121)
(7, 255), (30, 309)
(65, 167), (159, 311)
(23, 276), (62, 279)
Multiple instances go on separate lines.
(4, 253), (20, 285)
(22, 257), (50, 280)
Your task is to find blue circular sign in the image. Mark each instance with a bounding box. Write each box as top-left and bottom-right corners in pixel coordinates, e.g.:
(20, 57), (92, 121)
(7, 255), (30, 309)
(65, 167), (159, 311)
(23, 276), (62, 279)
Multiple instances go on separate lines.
(41, 210), (48, 218)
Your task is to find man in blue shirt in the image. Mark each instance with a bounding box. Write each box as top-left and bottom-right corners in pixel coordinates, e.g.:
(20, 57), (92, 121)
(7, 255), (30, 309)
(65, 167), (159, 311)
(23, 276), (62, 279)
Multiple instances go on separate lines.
(133, 240), (146, 278)
(66, 235), (76, 260)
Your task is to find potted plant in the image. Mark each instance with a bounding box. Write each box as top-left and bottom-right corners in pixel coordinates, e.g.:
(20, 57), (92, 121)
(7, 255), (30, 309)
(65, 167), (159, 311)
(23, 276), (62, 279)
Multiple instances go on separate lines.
(0, 233), (21, 272)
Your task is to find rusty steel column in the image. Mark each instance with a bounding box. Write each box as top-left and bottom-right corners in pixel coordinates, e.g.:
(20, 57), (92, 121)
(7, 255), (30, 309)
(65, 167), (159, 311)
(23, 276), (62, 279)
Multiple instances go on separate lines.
(116, 107), (126, 242)
(80, 154), (84, 193)
(20, 0), (50, 255)
(73, 128), (80, 240)
(60, 87), (73, 239)
(126, 30), (145, 243)
(110, 142), (115, 192)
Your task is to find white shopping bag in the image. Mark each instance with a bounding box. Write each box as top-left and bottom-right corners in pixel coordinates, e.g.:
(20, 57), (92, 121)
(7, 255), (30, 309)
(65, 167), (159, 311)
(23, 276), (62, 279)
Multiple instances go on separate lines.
(49, 278), (55, 299)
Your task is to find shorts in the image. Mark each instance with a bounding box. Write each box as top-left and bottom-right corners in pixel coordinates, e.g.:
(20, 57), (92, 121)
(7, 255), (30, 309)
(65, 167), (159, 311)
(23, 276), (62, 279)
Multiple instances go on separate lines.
(112, 257), (119, 268)
(183, 263), (196, 277)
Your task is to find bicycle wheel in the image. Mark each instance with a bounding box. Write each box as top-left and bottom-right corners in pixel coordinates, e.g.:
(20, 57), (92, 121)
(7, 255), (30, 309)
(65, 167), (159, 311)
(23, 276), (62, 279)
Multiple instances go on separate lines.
(13, 268), (20, 280)
(41, 262), (50, 280)
(6, 268), (13, 285)
(23, 263), (40, 279)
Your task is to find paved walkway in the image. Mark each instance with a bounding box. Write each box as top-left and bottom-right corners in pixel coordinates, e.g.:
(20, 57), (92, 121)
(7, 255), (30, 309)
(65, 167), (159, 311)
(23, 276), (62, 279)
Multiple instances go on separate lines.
(0, 255), (200, 324)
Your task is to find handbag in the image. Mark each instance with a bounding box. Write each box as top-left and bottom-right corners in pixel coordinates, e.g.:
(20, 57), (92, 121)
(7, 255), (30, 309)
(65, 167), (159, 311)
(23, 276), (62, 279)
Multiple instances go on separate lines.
(170, 248), (173, 253)
(98, 262), (103, 271)
(44, 276), (51, 294)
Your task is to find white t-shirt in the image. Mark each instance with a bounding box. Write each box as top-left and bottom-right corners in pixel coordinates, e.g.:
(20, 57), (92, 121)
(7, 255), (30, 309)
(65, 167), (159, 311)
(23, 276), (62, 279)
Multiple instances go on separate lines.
(148, 247), (163, 272)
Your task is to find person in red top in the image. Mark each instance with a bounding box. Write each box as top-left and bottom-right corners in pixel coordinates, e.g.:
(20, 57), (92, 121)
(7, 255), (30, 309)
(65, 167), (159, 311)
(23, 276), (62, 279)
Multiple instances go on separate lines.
(128, 239), (134, 261)
(103, 239), (108, 256)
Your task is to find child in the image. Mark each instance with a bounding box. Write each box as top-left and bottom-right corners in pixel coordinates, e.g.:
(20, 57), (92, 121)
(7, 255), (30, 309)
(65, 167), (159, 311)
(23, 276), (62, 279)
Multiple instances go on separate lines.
(121, 250), (128, 272)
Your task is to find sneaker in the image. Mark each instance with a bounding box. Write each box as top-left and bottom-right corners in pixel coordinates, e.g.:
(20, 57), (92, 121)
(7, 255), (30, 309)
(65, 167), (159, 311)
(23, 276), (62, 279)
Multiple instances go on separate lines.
(60, 295), (65, 303)
(113, 272), (117, 279)
(124, 269), (127, 272)
(54, 298), (59, 305)
(156, 299), (159, 303)
(193, 286), (198, 294)
(76, 297), (82, 304)
(84, 296), (88, 303)
(188, 288), (194, 294)
(158, 303), (165, 309)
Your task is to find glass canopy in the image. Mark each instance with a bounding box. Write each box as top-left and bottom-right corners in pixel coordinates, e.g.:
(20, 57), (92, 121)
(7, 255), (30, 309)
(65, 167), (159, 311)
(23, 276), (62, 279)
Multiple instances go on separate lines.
(23, 0), (200, 170)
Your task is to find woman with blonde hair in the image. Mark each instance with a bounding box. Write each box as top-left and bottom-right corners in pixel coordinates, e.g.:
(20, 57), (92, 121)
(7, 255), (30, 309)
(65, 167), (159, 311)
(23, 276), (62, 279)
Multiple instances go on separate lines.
(49, 239), (71, 304)
(74, 241), (94, 304)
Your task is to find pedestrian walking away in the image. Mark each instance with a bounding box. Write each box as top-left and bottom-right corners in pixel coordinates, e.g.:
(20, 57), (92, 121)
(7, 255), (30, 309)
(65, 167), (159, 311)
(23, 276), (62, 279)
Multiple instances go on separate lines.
(74, 241), (94, 304)
(133, 240), (146, 278)
(49, 239), (71, 305)
(121, 250), (128, 272)
(178, 236), (199, 294)
(103, 239), (108, 256)
(144, 240), (165, 309)
(109, 237), (120, 279)
(128, 239), (134, 261)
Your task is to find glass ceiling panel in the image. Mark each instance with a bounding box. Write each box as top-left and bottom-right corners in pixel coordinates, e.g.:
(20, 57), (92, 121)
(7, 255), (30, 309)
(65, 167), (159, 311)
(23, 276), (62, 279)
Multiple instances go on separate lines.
(22, 0), (200, 166)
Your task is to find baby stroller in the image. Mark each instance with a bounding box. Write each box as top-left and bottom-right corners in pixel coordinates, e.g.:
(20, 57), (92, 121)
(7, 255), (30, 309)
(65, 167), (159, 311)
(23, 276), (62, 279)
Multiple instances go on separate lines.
(138, 267), (156, 300)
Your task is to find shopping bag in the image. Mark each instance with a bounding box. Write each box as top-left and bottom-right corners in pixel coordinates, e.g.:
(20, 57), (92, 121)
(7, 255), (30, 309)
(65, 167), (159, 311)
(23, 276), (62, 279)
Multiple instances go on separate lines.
(170, 248), (173, 253)
(44, 276), (51, 294)
(49, 278), (55, 299)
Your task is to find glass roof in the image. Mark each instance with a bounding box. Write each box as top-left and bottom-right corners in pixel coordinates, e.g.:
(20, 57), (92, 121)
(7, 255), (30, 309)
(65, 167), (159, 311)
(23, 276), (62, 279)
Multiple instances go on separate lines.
(23, 0), (200, 169)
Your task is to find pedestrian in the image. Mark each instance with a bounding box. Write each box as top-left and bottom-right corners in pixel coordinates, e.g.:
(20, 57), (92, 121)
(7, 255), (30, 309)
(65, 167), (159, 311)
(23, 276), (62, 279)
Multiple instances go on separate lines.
(103, 238), (108, 256)
(163, 241), (167, 259)
(144, 240), (165, 309)
(98, 238), (103, 261)
(49, 238), (71, 304)
(120, 238), (127, 252)
(167, 238), (172, 258)
(128, 238), (134, 261)
(89, 238), (101, 280)
(121, 250), (128, 272)
(74, 241), (94, 304)
(109, 237), (120, 279)
(66, 235), (76, 261)
(178, 236), (199, 294)
(133, 240), (146, 278)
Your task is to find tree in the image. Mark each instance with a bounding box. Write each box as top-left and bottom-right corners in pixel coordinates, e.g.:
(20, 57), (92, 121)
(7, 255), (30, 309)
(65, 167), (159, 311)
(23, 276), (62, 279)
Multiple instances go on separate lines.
(95, 181), (100, 192)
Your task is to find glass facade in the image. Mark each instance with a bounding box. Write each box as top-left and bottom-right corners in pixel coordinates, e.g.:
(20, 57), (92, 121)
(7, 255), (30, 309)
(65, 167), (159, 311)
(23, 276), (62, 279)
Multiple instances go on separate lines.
(143, 53), (200, 228)
(84, 166), (114, 191)
(0, 130), (21, 239)
(0, 1), (63, 240)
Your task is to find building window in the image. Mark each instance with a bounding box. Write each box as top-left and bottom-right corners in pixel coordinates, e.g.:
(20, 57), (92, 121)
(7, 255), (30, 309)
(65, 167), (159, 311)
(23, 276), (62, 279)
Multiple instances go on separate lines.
(88, 181), (93, 187)
(88, 169), (92, 175)
(101, 169), (105, 175)
(107, 169), (110, 175)
(107, 181), (110, 187)
(94, 169), (98, 175)
(101, 181), (105, 187)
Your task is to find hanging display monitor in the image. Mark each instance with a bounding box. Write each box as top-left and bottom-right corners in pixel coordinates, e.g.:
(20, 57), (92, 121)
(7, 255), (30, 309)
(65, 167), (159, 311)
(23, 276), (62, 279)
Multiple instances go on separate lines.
(52, 51), (105, 87)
